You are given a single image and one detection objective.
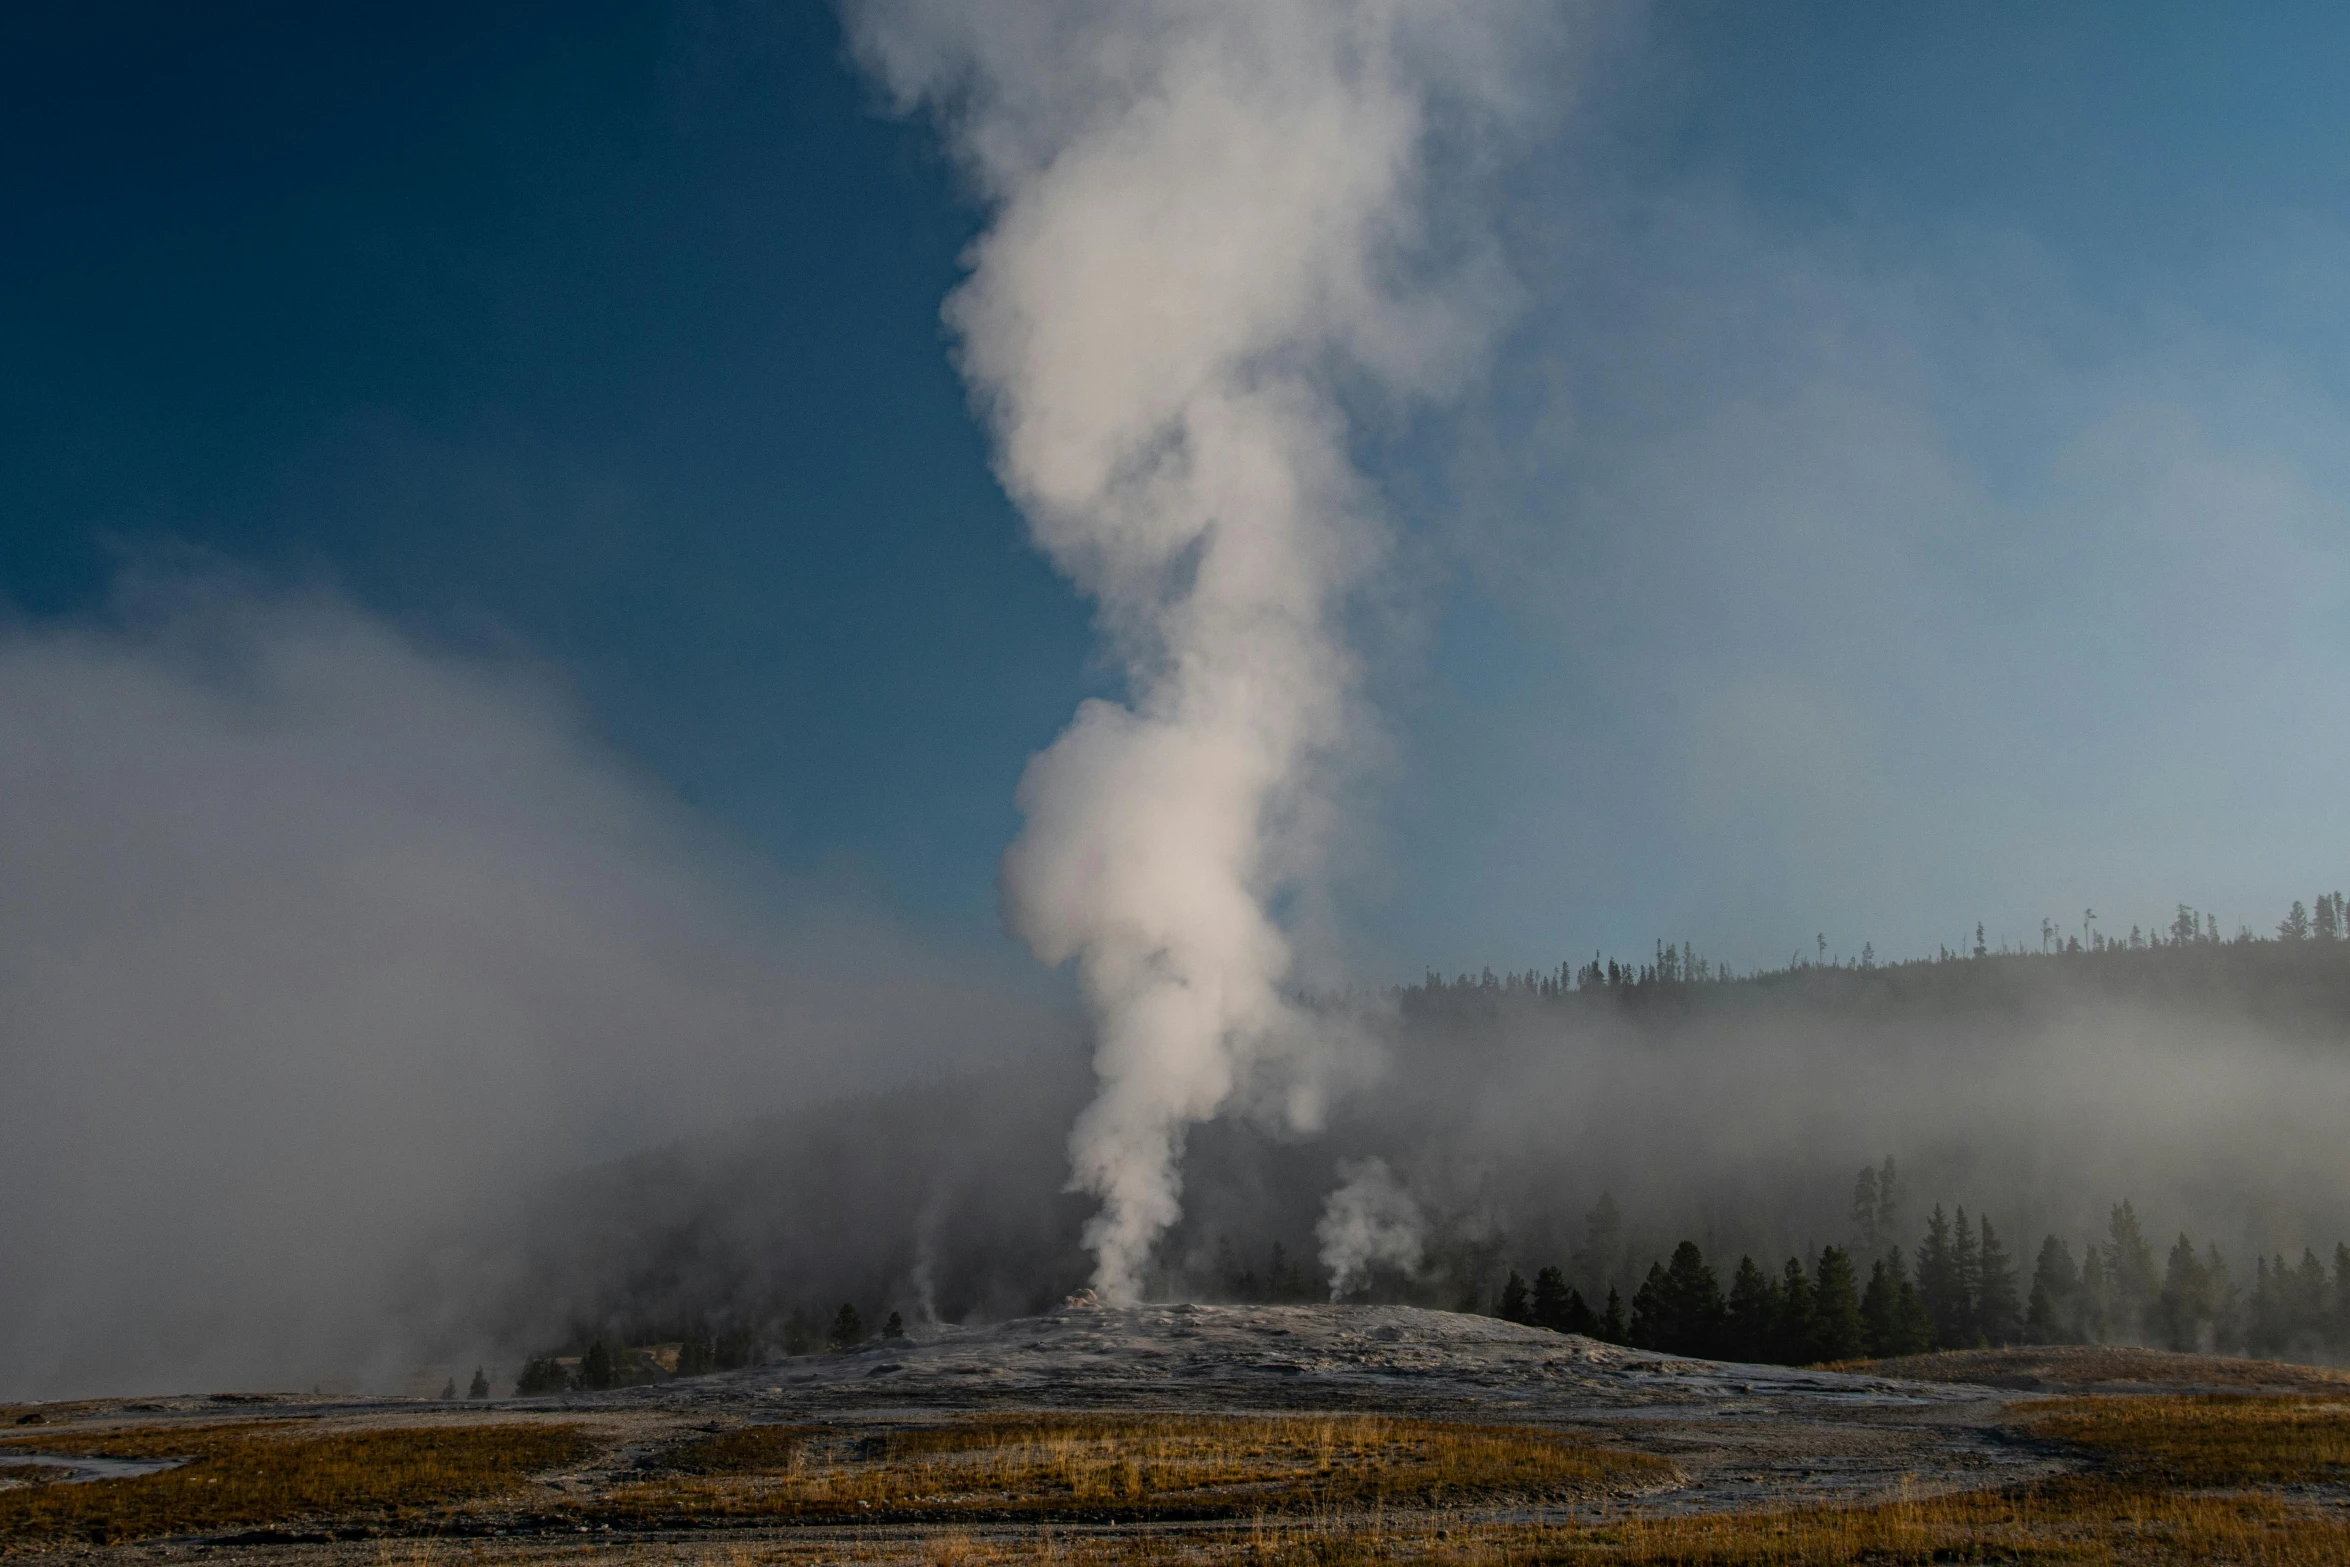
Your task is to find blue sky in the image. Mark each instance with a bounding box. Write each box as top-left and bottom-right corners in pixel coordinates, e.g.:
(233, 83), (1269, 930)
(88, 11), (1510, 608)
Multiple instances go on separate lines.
(7, 1), (2349, 977)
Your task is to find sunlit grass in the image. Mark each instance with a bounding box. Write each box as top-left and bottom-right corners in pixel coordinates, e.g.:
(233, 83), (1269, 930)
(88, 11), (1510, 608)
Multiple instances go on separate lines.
(2027, 1393), (2350, 1486)
(0, 1421), (594, 1545)
(593, 1413), (1671, 1526)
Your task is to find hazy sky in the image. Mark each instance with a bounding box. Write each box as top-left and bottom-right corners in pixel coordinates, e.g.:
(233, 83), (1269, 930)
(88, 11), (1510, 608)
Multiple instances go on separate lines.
(8, 1), (2348, 979)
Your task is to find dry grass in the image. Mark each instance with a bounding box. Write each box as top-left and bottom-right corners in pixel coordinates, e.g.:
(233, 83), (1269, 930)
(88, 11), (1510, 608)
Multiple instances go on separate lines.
(1848, 1344), (2350, 1394)
(2025, 1393), (2350, 1485)
(592, 1413), (1670, 1527)
(0, 1421), (595, 1546)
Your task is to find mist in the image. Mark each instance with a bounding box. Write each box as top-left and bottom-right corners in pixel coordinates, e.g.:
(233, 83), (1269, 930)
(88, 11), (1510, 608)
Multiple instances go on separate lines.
(0, 578), (1070, 1401)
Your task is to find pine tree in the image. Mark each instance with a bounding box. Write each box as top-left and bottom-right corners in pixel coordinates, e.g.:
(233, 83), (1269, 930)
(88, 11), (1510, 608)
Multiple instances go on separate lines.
(1664, 1242), (1727, 1356)
(2106, 1201), (2158, 1341)
(467, 1366), (490, 1400)
(439, 1377), (456, 1401)
(1916, 1206), (1965, 1349)
(1874, 1158), (1901, 1254)
(515, 1355), (569, 1396)
(1629, 1262), (1673, 1351)
(1811, 1247), (1866, 1362)
(1976, 1219), (2022, 1346)
(829, 1303), (866, 1352)
(1532, 1266), (1573, 1331)
(1599, 1286), (1627, 1344)
(1860, 1254), (1932, 1357)
(883, 1311), (906, 1340)
(1850, 1167), (1881, 1256)
(2280, 900), (2313, 940)
(2078, 1246), (2111, 1343)
(1724, 1256), (1778, 1363)
(1496, 1270), (1533, 1325)
(1772, 1256), (1816, 1364)
(2157, 1233), (2212, 1351)
(579, 1340), (615, 1391)
(1952, 1208), (1984, 1348)
(2026, 1236), (2080, 1344)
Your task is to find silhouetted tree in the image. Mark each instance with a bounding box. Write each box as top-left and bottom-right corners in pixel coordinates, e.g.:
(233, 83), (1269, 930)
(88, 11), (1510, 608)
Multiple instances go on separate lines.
(2026, 1236), (2080, 1344)
(1951, 1208), (1984, 1347)
(1724, 1256), (1777, 1362)
(1916, 1206), (1967, 1349)
(1599, 1286), (1627, 1344)
(1496, 1270), (1533, 1325)
(467, 1366), (490, 1400)
(515, 1355), (568, 1396)
(883, 1311), (905, 1340)
(578, 1339), (615, 1391)
(1772, 1255), (1816, 1364)
(1810, 1247), (1865, 1362)
(829, 1303), (865, 1352)
(2158, 1233), (2213, 1351)
(2106, 1201), (2158, 1341)
(1976, 1219), (2022, 1346)
(1860, 1252), (1933, 1357)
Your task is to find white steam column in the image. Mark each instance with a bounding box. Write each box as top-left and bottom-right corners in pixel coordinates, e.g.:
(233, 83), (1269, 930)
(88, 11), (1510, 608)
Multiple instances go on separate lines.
(848, 0), (1534, 1301)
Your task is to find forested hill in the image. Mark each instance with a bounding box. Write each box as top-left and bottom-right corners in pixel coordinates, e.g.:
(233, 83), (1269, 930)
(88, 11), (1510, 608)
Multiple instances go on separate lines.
(1405, 896), (2350, 1039)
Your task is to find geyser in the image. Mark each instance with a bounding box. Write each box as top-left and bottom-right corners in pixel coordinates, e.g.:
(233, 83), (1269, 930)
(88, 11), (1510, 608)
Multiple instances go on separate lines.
(847, 0), (1544, 1302)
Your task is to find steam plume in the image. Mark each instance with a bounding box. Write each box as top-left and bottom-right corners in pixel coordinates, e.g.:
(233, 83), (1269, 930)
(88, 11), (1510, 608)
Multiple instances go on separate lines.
(1316, 1156), (1425, 1299)
(847, 0), (1537, 1300)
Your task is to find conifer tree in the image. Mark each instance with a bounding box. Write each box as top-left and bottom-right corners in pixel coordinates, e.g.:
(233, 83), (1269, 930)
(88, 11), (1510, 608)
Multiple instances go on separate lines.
(1629, 1262), (1673, 1351)
(1725, 1256), (1778, 1362)
(829, 1303), (865, 1352)
(1952, 1208), (1984, 1347)
(1859, 1254), (1932, 1357)
(1916, 1206), (1966, 1349)
(579, 1339), (615, 1391)
(467, 1366), (490, 1400)
(2158, 1233), (2212, 1351)
(1599, 1286), (1627, 1344)
(1849, 1167), (1880, 1256)
(1811, 1246), (1866, 1362)
(2105, 1201), (2158, 1340)
(1874, 1158), (1901, 1254)
(1532, 1266), (1573, 1331)
(2078, 1246), (2111, 1343)
(439, 1377), (456, 1401)
(1976, 1219), (2022, 1346)
(2026, 1236), (2080, 1344)
(1663, 1241), (1727, 1356)
(883, 1311), (905, 1340)
(1496, 1270), (1533, 1325)
(1772, 1255), (1816, 1364)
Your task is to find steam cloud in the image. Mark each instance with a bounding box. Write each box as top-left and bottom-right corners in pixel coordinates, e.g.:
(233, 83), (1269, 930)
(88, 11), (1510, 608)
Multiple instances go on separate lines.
(1315, 1156), (1425, 1299)
(846, 0), (1542, 1300)
(0, 580), (1062, 1399)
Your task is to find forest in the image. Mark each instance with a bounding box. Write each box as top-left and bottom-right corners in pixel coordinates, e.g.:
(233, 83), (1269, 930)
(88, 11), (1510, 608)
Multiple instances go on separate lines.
(453, 891), (2350, 1385)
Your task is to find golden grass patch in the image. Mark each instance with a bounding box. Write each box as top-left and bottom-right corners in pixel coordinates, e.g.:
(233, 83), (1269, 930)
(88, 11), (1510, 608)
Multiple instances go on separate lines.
(2025, 1393), (2350, 1487)
(0, 1421), (595, 1546)
(594, 1413), (1669, 1527)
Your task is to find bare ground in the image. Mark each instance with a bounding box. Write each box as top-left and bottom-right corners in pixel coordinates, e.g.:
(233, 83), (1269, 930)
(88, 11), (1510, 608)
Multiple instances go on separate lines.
(9, 1303), (2335, 1564)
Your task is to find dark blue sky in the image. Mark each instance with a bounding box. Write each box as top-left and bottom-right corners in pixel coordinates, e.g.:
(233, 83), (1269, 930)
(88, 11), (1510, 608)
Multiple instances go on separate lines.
(9, 2), (2350, 971)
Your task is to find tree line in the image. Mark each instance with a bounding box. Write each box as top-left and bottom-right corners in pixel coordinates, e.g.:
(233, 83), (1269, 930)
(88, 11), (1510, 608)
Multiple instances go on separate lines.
(1492, 1172), (2350, 1366)
(1409, 890), (2350, 1004)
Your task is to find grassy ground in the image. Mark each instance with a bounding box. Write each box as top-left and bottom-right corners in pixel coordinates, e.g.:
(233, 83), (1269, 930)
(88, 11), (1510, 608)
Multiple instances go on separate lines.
(6, 1394), (2348, 1562)
(593, 1413), (1672, 1527)
(0, 1421), (593, 1545)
